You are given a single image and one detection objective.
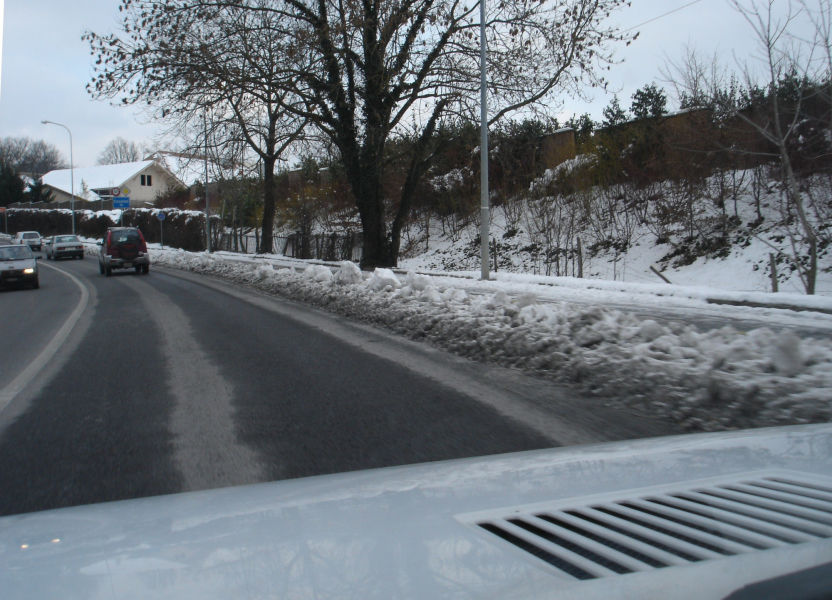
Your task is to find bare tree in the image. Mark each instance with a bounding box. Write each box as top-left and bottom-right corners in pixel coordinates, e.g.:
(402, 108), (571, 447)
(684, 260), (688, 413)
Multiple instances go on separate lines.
(729, 0), (823, 294)
(86, 2), (308, 253)
(97, 137), (147, 164)
(663, 1), (828, 294)
(0, 137), (65, 176)
(87, 0), (634, 267)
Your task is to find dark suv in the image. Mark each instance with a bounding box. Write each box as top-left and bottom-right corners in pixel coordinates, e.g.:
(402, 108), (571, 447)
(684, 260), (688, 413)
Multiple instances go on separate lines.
(98, 227), (150, 276)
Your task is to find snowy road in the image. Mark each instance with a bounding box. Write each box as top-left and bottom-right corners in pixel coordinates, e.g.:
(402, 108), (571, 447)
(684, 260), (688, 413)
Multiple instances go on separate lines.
(149, 249), (831, 433)
(0, 255), (680, 516)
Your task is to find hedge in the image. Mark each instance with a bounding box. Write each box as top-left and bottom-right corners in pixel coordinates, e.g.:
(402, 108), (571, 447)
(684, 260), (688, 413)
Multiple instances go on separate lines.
(2, 208), (220, 252)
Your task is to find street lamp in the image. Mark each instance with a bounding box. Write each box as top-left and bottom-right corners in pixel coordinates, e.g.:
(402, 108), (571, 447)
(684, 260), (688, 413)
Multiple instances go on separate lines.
(479, 0), (490, 280)
(41, 120), (76, 235)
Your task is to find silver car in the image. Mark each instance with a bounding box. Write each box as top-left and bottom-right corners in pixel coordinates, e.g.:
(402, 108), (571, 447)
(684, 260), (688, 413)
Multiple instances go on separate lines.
(0, 244), (39, 289)
(45, 234), (84, 260)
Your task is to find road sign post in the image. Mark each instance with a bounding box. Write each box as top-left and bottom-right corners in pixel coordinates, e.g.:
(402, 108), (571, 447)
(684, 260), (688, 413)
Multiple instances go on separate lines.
(113, 197), (130, 225)
(156, 211), (166, 246)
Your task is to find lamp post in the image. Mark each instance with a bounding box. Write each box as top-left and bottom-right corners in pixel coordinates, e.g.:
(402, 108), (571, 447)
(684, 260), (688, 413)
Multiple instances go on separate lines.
(203, 109), (211, 253)
(479, 0), (490, 280)
(41, 120), (75, 235)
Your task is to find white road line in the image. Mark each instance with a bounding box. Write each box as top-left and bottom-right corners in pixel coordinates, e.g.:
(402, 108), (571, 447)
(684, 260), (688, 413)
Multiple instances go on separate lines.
(0, 262), (90, 414)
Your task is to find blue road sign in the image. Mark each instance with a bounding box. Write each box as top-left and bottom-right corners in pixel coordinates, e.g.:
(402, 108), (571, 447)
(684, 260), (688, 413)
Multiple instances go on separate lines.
(156, 211), (166, 221)
(113, 197), (130, 208)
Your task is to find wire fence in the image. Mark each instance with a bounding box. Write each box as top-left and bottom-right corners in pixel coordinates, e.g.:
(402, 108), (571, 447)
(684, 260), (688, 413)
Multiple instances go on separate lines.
(218, 231), (363, 262)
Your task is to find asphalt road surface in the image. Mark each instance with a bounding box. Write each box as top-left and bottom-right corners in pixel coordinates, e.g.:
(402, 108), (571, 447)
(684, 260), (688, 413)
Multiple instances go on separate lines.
(0, 253), (681, 517)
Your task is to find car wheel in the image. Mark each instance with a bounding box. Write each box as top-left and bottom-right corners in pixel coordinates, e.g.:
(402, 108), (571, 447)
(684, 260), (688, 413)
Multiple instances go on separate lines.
(32, 277), (39, 289)
(135, 265), (142, 274)
(105, 266), (112, 277)
(99, 262), (105, 274)
(143, 264), (150, 275)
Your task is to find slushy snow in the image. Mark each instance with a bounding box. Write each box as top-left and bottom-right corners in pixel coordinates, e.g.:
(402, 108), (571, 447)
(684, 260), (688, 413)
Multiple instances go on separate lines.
(142, 246), (832, 432)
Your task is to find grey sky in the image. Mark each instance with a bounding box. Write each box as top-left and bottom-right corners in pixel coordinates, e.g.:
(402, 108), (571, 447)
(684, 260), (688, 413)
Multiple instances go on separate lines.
(0, 0), (815, 167)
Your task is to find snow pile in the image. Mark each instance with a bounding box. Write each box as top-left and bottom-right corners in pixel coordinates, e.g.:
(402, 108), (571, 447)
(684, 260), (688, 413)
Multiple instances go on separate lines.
(334, 261), (364, 285)
(304, 264), (334, 283)
(367, 268), (401, 291)
(529, 154), (597, 193)
(150, 247), (832, 432)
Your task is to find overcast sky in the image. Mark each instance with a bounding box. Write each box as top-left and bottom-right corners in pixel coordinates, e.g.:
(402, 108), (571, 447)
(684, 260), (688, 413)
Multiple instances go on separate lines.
(0, 0), (815, 168)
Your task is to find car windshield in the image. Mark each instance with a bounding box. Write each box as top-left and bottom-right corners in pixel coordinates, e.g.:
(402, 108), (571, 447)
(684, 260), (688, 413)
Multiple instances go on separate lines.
(0, 245), (33, 260)
(2, 1), (832, 597)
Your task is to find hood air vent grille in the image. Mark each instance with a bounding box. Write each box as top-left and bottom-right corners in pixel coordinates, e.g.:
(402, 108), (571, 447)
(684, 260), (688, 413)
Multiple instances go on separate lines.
(469, 474), (832, 581)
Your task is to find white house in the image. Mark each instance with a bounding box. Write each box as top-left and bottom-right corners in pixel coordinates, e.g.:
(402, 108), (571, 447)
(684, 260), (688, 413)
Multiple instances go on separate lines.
(41, 160), (186, 207)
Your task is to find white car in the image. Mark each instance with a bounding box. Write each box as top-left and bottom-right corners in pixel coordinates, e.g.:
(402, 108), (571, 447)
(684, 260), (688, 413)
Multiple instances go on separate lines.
(1, 424), (830, 599)
(0, 244), (39, 289)
(44, 234), (84, 260)
(13, 231), (42, 251)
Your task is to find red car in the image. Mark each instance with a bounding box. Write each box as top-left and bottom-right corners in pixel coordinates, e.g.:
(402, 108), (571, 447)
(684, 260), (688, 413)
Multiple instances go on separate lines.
(98, 227), (150, 276)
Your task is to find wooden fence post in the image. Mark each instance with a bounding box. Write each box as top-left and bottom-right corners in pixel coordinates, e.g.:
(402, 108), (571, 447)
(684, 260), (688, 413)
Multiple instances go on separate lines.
(491, 238), (498, 272)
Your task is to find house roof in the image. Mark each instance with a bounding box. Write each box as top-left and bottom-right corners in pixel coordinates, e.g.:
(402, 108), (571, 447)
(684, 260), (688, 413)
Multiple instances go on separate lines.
(41, 160), (185, 197)
(146, 151), (226, 187)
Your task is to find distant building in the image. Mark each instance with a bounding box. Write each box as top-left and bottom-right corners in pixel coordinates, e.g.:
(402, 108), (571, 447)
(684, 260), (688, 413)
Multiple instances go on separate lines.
(540, 128), (577, 170)
(41, 160), (185, 207)
(144, 151), (218, 188)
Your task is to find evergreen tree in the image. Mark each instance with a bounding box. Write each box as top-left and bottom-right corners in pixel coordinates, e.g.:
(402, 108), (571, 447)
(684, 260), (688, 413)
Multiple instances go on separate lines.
(631, 83), (667, 120)
(26, 179), (54, 203)
(602, 96), (627, 128)
(0, 161), (25, 206)
(565, 113), (596, 144)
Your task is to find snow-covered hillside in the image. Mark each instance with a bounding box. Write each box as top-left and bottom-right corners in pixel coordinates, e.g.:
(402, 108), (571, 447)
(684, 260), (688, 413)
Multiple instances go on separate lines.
(399, 168), (831, 296)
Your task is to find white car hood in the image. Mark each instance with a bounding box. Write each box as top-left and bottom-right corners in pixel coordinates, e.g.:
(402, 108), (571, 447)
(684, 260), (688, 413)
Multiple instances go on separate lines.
(1, 424), (831, 599)
(0, 258), (35, 271)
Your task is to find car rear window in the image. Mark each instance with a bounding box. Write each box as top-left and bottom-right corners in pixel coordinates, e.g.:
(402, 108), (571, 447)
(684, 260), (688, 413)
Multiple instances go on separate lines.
(56, 236), (79, 243)
(112, 230), (140, 244)
(22, 232), (38, 239)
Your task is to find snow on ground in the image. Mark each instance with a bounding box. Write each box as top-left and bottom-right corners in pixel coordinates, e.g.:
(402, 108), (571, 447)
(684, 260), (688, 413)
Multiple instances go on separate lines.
(398, 173), (832, 296)
(142, 245), (832, 433)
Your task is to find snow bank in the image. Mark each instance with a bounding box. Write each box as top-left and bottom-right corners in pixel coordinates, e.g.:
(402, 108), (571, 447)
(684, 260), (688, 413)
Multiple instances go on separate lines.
(150, 247), (832, 432)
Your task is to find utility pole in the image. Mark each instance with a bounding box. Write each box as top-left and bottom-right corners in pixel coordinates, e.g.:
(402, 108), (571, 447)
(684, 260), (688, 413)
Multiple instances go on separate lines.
(204, 109), (210, 252)
(479, 0), (490, 280)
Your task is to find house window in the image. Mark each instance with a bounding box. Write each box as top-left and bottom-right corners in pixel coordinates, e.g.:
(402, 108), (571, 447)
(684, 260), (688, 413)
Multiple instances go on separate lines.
(141, 174), (153, 186)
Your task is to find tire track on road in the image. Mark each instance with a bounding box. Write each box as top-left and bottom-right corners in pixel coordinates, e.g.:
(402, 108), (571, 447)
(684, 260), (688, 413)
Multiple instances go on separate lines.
(125, 276), (266, 491)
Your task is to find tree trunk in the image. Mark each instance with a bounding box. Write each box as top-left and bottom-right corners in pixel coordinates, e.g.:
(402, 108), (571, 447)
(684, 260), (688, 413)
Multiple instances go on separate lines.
(779, 143), (818, 295)
(348, 154), (395, 269)
(259, 156), (277, 254)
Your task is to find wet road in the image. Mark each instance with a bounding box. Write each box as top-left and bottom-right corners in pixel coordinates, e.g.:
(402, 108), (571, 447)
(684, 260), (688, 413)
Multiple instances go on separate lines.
(0, 254), (680, 516)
